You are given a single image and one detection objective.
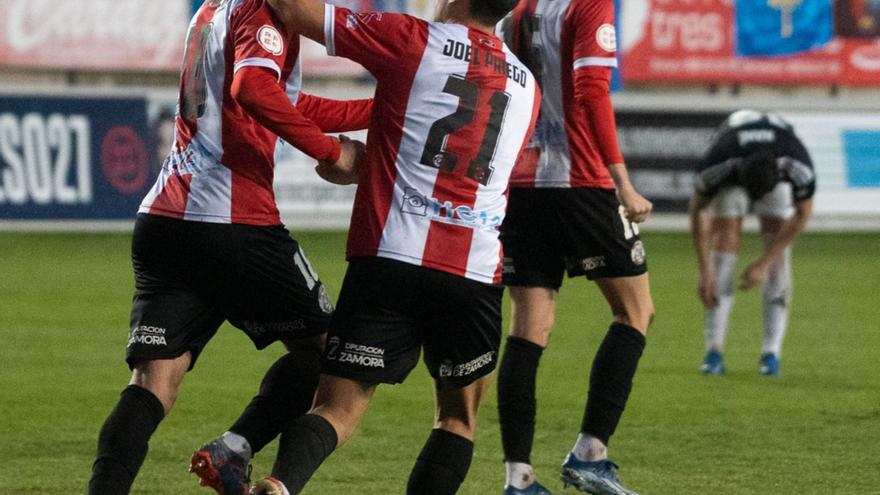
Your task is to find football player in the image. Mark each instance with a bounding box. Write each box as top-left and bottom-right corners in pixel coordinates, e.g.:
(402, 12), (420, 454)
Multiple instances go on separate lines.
(690, 109), (815, 376)
(494, 0), (655, 493)
(249, 0), (540, 492)
(87, 1), (371, 493)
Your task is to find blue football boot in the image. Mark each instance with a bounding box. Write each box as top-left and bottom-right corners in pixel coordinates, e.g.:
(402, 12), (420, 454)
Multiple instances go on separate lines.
(560, 454), (639, 495)
(189, 438), (251, 495)
(759, 352), (780, 376)
(504, 479), (555, 494)
(699, 350), (725, 375)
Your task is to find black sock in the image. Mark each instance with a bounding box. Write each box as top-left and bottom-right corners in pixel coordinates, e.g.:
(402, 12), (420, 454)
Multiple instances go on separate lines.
(497, 336), (544, 464)
(407, 429), (474, 495)
(230, 347), (322, 454)
(88, 385), (165, 495)
(581, 323), (646, 446)
(272, 413), (338, 494)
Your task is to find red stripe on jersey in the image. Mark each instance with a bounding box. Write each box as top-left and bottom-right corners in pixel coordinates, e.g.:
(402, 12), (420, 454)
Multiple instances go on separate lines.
(346, 23), (430, 258)
(560, 4), (613, 188)
(149, 174), (193, 219)
(422, 30), (509, 276)
(510, 147), (540, 186)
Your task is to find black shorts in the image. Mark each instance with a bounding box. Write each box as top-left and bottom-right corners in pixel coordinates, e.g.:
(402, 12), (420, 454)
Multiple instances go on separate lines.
(322, 257), (503, 389)
(500, 187), (648, 289)
(126, 214), (333, 370)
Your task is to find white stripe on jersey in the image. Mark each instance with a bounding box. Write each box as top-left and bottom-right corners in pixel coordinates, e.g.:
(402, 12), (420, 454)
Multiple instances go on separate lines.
(197, 5), (232, 161)
(285, 56), (303, 104)
(573, 56), (617, 69)
(324, 5), (337, 56)
(182, 165), (233, 223)
(527, 0), (573, 187)
(375, 23), (472, 270)
(234, 57), (283, 78)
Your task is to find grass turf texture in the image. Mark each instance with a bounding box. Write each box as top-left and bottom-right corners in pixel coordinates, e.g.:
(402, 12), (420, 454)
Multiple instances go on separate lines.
(0, 231), (878, 494)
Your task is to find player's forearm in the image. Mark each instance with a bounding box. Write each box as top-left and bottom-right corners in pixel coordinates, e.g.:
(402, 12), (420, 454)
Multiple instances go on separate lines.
(296, 94), (373, 132)
(266, 0), (326, 43)
(608, 163), (635, 193)
(231, 68), (340, 162)
(689, 195), (713, 272)
(574, 67), (624, 167)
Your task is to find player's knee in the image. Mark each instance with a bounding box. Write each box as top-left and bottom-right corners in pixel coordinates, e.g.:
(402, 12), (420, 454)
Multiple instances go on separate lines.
(510, 313), (554, 346)
(614, 300), (654, 335)
(436, 414), (477, 440)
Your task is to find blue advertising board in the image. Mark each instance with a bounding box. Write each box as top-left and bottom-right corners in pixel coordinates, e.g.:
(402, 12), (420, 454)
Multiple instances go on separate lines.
(0, 95), (153, 220)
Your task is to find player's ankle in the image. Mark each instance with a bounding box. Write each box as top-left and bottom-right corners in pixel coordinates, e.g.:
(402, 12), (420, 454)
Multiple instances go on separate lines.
(505, 461), (535, 489)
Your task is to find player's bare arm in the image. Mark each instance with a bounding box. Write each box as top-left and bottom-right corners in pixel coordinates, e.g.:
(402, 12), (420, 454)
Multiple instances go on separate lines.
(689, 192), (717, 306)
(740, 197), (813, 290)
(266, 0), (326, 43)
(609, 163), (653, 223)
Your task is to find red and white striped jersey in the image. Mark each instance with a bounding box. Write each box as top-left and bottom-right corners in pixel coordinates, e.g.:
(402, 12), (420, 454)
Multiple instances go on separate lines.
(499, 0), (618, 189)
(325, 6), (540, 284)
(140, 0), (304, 225)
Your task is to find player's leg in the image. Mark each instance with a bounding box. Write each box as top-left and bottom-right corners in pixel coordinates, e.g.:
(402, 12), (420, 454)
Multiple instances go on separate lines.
(89, 355), (189, 495)
(701, 187), (747, 374)
(90, 214), (224, 495)
(406, 377), (491, 495)
(755, 183), (795, 375)
(498, 287), (558, 494)
(191, 226), (333, 493)
(254, 256), (422, 494)
(256, 374), (376, 494)
(559, 188), (650, 495)
(497, 188), (563, 493)
(408, 266), (504, 494)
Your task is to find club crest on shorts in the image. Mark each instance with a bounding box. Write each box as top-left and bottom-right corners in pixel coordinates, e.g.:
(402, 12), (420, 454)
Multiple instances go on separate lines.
(631, 240), (646, 266)
(318, 285), (334, 314)
(581, 256), (606, 272)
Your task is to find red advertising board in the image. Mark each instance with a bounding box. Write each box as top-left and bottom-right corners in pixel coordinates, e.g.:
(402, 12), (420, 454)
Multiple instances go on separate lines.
(0, 0), (189, 70)
(0, 0), (364, 74)
(620, 0), (880, 85)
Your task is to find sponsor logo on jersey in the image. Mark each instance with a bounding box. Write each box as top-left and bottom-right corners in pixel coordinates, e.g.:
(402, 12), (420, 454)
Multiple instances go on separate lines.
(596, 24), (617, 52)
(328, 340), (386, 368)
(438, 351), (496, 379)
(737, 129), (776, 146)
(581, 256), (606, 271)
(400, 187), (503, 229)
(128, 325), (167, 347)
(257, 25), (283, 56)
(631, 240), (646, 266)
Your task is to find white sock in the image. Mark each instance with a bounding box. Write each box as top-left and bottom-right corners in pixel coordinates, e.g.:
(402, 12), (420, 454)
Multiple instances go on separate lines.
(571, 433), (607, 462)
(221, 431), (253, 460)
(705, 251), (737, 352)
(505, 462), (535, 489)
(762, 246), (792, 357)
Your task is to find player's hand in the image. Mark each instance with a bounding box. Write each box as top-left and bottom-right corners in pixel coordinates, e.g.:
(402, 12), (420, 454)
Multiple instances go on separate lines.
(316, 135), (364, 185)
(739, 260), (769, 291)
(617, 186), (653, 224)
(698, 270), (718, 308)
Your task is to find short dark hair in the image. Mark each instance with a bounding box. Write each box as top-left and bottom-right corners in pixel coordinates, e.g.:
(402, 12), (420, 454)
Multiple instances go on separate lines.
(739, 149), (780, 200)
(470, 0), (518, 25)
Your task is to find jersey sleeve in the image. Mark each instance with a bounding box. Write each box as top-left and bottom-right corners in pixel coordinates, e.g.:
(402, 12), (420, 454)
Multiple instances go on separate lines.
(778, 133), (816, 201)
(567, 0), (618, 71)
(323, 5), (424, 74)
(230, 1), (291, 79)
(695, 130), (740, 197)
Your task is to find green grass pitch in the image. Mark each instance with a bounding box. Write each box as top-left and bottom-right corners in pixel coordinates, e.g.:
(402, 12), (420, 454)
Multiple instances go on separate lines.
(1, 231), (878, 494)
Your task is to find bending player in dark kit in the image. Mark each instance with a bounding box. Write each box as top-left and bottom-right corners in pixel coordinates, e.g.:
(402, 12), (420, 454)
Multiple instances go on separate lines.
(87, 0), (371, 493)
